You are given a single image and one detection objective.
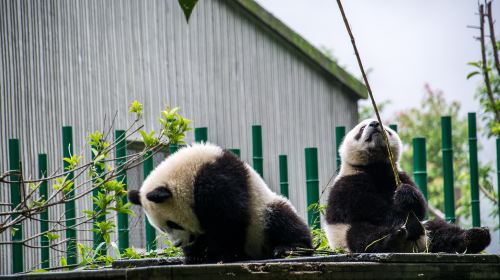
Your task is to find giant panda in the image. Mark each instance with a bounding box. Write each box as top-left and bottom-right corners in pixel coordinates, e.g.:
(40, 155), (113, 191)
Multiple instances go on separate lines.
(325, 118), (491, 253)
(128, 143), (312, 264)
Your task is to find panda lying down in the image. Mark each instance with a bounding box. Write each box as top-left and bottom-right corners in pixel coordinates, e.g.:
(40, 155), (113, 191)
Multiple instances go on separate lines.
(128, 143), (312, 264)
(325, 119), (491, 253)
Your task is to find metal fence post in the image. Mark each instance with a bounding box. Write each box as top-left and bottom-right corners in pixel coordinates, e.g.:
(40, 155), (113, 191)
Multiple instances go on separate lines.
(441, 117), (455, 223)
(279, 155), (289, 198)
(468, 113), (480, 227)
(194, 127), (208, 143)
(389, 124), (398, 132)
(335, 126), (345, 174)
(9, 139), (23, 273)
(143, 151), (156, 251)
(496, 138), (500, 242)
(38, 154), (49, 269)
(252, 125), (263, 177)
(115, 130), (129, 252)
(91, 144), (105, 254)
(305, 147), (320, 229)
(228, 148), (240, 158)
(62, 126), (77, 264)
(169, 144), (179, 155)
(412, 138), (428, 201)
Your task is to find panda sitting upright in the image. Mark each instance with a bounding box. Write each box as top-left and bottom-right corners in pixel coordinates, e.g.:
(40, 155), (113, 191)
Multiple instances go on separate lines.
(325, 119), (491, 253)
(128, 143), (312, 264)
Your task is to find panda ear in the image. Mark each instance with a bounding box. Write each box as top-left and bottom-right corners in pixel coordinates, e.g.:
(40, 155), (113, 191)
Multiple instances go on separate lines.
(128, 190), (142, 205)
(146, 187), (172, 203)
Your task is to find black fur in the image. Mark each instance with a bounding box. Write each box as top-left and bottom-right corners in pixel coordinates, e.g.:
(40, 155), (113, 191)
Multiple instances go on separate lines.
(145, 187), (172, 203)
(264, 201), (313, 257)
(425, 219), (491, 253)
(188, 151), (251, 264)
(128, 189), (141, 205)
(326, 162), (427, 252)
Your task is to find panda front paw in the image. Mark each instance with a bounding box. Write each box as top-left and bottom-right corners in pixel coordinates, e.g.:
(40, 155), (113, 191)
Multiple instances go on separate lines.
(394, 184), (426, 220)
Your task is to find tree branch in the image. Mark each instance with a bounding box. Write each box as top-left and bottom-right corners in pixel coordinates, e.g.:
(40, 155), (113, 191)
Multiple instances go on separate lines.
(480, 3), (500, 122)
(487, 1), (500, 76)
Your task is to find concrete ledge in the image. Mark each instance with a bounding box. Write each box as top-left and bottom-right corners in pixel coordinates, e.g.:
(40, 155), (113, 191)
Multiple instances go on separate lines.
(3, 254), (500, 280)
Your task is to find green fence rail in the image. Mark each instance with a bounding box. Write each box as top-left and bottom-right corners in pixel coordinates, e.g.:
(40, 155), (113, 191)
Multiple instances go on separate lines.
(38, 154), (49, 269)
(441, 116), (456, 223)
(91, 144), (105, 255)
(412, 138), (428, 201)
(335, 126), (345, 174)
(143, 151), (156, 251)
(497, 138), (500, 242)
(279, 155), (289, 198)
(228, 148), (241, 158)
(195, 127), (208, 143)
(305, 147), (320, 229)
(62, 126), (77, 265)
(252, 125), (264, 177)
(115, 130), (129, 252)
(9, 139), (23, 273)
(468, 113), (481, 227)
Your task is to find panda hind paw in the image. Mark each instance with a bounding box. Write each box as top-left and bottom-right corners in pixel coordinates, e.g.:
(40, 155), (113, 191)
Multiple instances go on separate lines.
(464, 227), (491, 253)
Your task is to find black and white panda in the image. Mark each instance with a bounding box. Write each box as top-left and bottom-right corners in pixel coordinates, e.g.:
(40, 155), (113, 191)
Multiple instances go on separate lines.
(325, 118), (491, 253)
(128, 143), (312, 264)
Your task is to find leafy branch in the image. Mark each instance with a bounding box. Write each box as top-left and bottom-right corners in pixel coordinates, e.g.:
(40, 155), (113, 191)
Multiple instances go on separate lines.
(0, 101), (192, 270)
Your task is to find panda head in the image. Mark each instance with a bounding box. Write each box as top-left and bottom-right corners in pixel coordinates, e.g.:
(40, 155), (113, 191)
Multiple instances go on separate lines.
(128, 143), (223, 247)
(339, 118), (402, 174)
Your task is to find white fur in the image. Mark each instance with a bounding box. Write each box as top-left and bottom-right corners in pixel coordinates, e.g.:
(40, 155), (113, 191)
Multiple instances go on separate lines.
(324, 223), (351, 252)
(139, 142), (223, 245)
(243, 163), (291, 258)
(338, 118), (401, 177)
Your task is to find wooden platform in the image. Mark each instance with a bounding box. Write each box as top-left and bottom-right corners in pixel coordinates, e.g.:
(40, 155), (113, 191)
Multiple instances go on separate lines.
(3, 254), (500, 280)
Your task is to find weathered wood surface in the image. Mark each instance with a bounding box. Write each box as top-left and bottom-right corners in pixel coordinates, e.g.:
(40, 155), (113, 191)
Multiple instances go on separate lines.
(3, 254), (500, 280)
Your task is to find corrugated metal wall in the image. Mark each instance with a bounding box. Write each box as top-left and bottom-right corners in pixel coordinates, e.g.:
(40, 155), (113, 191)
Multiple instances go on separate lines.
(0, 0), (358, 274)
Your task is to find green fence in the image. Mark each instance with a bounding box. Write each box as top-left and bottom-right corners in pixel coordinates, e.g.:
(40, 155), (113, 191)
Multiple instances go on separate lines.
(3, 114), (500, 273)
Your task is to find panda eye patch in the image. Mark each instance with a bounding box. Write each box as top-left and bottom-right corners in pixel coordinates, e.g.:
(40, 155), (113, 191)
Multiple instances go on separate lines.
(166, 221), (184, 230)
(146, 186), (172, 203)
(354, 125), (366, 141)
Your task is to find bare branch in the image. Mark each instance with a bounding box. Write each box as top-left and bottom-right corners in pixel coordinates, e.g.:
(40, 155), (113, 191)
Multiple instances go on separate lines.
(487, 1), (500, 76)
(479, 3), (500, 122)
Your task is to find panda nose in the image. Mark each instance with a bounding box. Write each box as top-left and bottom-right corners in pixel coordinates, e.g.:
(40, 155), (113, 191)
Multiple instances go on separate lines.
(369, 121), (379, 128)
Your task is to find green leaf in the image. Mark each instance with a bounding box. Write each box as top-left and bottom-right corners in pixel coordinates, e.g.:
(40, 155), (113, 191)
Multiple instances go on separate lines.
(129, 100), (143, 118)
(60, 256), (67, 267)
(178, 0), (198, 22)
(467, 61), (481, 68)
(122, 247), (142, 259)
(46, 232), (60, 241)
(466, 71), (480, 79)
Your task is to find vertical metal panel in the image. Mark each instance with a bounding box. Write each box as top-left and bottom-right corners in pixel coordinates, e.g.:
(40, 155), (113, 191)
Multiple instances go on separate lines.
(0, 0), (358, 273)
